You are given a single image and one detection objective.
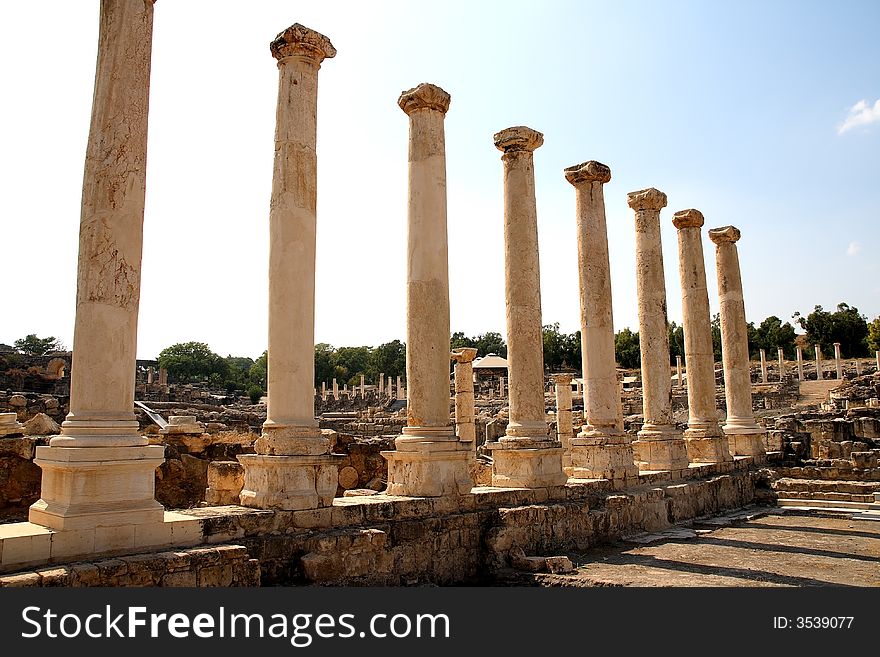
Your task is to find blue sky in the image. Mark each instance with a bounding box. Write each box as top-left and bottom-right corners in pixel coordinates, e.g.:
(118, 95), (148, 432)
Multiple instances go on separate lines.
(1, 0), (877, 360)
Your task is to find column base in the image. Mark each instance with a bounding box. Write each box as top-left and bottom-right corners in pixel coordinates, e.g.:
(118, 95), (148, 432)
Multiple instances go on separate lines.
(382, 429), (475, 497)
(684, 427), (733, 463)
(567, 431), (639, 482)
(237, 454), (341, 510)
(486, 437), (567, 488)
(725, 430), (767, 462)
(632, 425), (690, 471)
(29, 445), (166, 531)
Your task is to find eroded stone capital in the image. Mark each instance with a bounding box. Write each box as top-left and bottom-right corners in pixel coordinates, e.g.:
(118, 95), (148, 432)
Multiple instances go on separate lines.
(451, 347), (478, 364)
(270, 24), (336, 63)
(494, 126), (544, 153)
(398, 83), (451, 115)
(551, 373), (573, 386)
(626, 187), (667, 212)
(708, 225), (741, 245)
(564, 160), (611, 185)
(672, 208), (705, 229)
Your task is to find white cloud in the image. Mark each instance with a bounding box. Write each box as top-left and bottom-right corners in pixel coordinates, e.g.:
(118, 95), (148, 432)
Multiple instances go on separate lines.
(847, 241), (861, 256)
(837, 98), (880, 134)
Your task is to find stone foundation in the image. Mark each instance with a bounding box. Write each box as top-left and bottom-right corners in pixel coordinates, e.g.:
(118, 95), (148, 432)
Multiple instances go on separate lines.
(568, 435), (639, 486)
(237, 454), (341, 511)
(487, 439), (567, 488)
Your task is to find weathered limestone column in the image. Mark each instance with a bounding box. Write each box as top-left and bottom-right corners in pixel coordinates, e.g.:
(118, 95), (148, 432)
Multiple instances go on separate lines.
(629, 189), (689, 471)
(158, 367), (168, 386)
(676, 356), (684, 389)
(815, 345), (822, 380)
(709, 226), (765, 459)
(320, 382), (326, 401)
(451, 348), (478, 443)
(381, 83), (473, 496)
(332, 378), (339, 401)
(147, 368), (154, 385)
(378, 373), (385, 397)
(855, 359), (861, 376)
(360, 374), (365, 398)
(834, 343), (843, 379)
(796, 346), (805, 381)
(499, 376), (506, 399)
(778, 347), (786, 381)
(673, 209), (731, 463)
(387, 378), (394, 398)
(759, 349), (768, 383)
(237, 24), (339, 511)
(552, 374), (574, 468)
(486, 126), (566, 487)
(29, 0), (166, 531)
(564, 160), (637, 482)
(396, 375), (403, 400)
(876, 350), (879, 372)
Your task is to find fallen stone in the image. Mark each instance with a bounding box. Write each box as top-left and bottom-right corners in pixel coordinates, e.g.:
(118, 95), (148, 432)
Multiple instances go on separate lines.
(23, 413), (61, 436)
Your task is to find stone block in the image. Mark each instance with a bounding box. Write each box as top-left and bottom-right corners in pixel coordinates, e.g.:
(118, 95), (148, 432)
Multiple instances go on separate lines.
(49, 528), (96, 561)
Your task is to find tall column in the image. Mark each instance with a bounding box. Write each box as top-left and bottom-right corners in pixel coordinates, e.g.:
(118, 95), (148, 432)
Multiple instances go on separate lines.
(778, 347), (786, 381)
(396, 375), (403, 400)
(238, 24), (340, 511)
(552, 374), (574, 468)
(321, 382), (326, 401)
(673, 209), (731, 464)
(486, 126), (566, 487)
(629, 188), (689, 471)
(564, 160), (636, 483)
(30, 0), (165, 531)
(708, 226), (765, 459)
(676, 356), (684, 389)
(759, 349), (768, 383)
(815, 345), (822, 380)
(381, 83), (473, 496)
(332, 378), (339, 400)
(451, 348), (478, 443)
(360, 374), (365, 398)
(378, 373), (384, 397)
(834, 343), (843, 379)
(796, 346), (805, 381)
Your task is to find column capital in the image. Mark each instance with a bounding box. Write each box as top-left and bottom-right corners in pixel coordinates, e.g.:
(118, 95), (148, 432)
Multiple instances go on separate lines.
(398, 83), (451, 115)
(564, 160), (611, 185)
(672, 208), (704, 229)
(494, 126), (544, 153)
(451, 347), (478, 364)
(626, 187), (667, 212)
(708, 225), (741, 245)
(270, 24), (336, 63)
(551, 373), (573, 385)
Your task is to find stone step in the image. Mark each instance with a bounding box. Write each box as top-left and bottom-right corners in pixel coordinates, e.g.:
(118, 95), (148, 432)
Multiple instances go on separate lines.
(777, 498), (875, 510)
(776, 491), (876, 503)
(771, 478), (880, 495)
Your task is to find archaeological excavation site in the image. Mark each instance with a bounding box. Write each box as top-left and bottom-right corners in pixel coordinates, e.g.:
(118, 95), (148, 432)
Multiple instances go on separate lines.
(1, 3), (878, 589)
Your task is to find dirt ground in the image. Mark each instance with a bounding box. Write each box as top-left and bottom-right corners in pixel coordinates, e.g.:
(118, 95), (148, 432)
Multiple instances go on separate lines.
(503, 508), (880, 587)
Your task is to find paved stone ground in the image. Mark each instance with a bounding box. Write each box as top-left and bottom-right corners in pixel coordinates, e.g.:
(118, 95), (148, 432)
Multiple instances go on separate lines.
(499, 508), (880, 587)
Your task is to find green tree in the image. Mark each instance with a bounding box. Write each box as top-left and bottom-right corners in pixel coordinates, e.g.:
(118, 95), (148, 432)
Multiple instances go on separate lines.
(795, 303), (869, 357)
(667, 321), (684, 364)
(223, 355), (256, 392)
(749, 315), (797, 359)
(371, 340), (407, 380)
(314, 343), (335, 386)
(474, 332), (507, 358)
(14, 334), (65, 356)
(615, 328), (640, 369)
(249, 350), (268, 388)
(867, 317), (880, 353)
(711, 313), (723, 362)
(333, 346), (372, 386)
(157, 342), (227, 384)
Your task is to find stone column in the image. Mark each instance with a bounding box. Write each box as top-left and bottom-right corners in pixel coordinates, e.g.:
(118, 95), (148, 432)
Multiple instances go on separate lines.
(796, 346), (805, 381)
(378, 373), (384, 397)
(147, 367), (154, 385)
(381, 83), (473, 496)
(673, 209), (730, 463)
(629, 188), (689, 471)
(855, 359), (861, 376)
(158, 367), (168, 385)
(396, 375), (404, 400)
(676, 356), (684, 389)
(708, 226), (765, 459)
(564, 160), (636, 483)
(486, 126), (566, 487)
(332, 378), (339, 401)
(360, 374), (365, 398)
(320, 382), (326, 401)
(552, 374), (574, 468)
(778, 347), (786, 381)
(834, 343), (843, 379)
(759, 349), (768, 383)
(815, 345), (822, 380)
(30, 0), (166, 531)
(451, 348), (478, 443)
(499, 376), (506, 398)
(238, 24), (339, 511)
(876, 350), (879, 372)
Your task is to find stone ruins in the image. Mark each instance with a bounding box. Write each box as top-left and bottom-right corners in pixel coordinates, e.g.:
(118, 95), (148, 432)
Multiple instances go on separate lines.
(0, 6), (877, 587)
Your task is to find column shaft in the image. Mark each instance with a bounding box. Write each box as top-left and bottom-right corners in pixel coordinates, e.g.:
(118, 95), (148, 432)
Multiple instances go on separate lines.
(796, 346), (804, 381)
(452, 348), (478, 443)
(778, 347), (785, 381)
(760, 349), (768, 383)
(834, 343), (843, 379)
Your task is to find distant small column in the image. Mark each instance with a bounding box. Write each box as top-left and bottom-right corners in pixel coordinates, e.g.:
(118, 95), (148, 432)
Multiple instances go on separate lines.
(378, 373), (385, 397)
(396, 375), (404, 400)
(147, 367), (155, 385)
(834, 343), (843, 379)
(343, 384), (348, 398)
(332, 378), (339, 401)
(321, 381), (327, 401)
(709, 225), (765, 460)
(158, 368), (168, 386)
(451, 348), (478, 443)
(676, 355), (684, 389)
(552, 374), (574, 468)
(855, 359), (861, 376)
(387, 378), (393, 398)
(499, 376), (506, 398)
(815, 345), (822, 380)
(759, 349), (768, 384)
(796, 346), (805, 381)
(360, 374), (365, 398)
(629, 188), (689, 471)
(876, 350), (879, 372)
(777, 347), (785, 381)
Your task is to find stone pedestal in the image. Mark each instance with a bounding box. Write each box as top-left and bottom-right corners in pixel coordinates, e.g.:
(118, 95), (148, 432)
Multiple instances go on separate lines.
(629, 188), (689, 471)
(564, 160), (637, 483)
(709, 225), (765, 461)
(205, 460), (245, 506)
(382, 83), (475, 497)
(485, 126), (565, 487)
(451, 348), (478, 443)
(0, 413), (25, 437)
(552, 374), (574, 467)
(673, 209), (731, 464)
(159, 415), (205, 437)
(238, 24), (340, 509)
